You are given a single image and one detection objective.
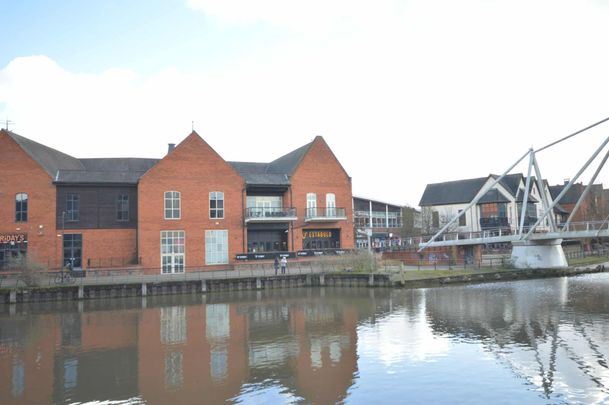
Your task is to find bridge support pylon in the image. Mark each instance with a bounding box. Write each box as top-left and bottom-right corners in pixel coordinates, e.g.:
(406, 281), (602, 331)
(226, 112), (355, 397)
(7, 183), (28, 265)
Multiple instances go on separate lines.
(511, 239), (568, 269)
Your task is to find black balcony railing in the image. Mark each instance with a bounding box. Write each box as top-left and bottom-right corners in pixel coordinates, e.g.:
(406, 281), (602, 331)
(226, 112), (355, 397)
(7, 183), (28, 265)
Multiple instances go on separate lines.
(305, 207), (347, 220)
(245, 207), (296, 220)
(479, 217), (509, 229)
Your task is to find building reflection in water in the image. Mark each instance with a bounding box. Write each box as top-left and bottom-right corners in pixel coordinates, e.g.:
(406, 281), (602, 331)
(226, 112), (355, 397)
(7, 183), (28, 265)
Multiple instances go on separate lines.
(1, 276), (608, 404)
(419, 276), (609, 404)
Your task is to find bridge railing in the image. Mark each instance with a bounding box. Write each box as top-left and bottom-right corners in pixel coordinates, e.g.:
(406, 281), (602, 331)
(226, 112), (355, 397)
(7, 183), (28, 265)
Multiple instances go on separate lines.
(558, 221), (609, 233)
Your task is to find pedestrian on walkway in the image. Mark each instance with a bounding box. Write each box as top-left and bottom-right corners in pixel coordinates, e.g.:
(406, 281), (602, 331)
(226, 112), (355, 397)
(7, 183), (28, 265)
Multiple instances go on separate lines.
(280, 256), (287, 274)
(274, 256), (279, 275)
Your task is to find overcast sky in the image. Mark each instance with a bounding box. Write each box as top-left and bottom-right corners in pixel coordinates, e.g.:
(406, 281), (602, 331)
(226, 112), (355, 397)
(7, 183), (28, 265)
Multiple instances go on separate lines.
(2, 0), (609, 207)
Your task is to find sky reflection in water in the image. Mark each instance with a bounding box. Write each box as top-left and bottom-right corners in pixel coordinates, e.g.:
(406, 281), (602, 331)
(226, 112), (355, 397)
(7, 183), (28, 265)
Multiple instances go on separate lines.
(1, 274), (608, 404)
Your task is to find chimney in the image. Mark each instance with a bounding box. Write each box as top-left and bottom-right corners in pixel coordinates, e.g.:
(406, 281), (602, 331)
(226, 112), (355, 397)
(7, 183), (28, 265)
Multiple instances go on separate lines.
(563, 178), (570, 185)
(167, 143), (176, 154)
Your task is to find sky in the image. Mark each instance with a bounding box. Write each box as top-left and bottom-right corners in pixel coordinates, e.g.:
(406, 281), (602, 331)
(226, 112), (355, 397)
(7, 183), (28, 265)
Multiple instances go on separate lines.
(2, 0), (609, 207)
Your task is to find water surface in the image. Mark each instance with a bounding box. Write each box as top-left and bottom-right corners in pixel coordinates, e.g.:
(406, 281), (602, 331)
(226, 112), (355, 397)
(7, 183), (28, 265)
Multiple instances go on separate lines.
(1, 274), (609, 404)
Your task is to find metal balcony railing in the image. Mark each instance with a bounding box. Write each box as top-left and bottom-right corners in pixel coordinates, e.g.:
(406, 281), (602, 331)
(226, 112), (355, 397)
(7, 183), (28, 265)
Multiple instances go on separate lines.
(305, 207), (347, 221)
(244, 207), (297, 222)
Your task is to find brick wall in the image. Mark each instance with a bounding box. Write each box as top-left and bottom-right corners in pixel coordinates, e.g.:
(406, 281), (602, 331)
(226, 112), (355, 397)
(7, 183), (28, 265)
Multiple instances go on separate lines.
(0, 130), (60, 269)
(63, 228), (137, 269)
(138, 132), (245, 272)
(289, 137), (354, 250)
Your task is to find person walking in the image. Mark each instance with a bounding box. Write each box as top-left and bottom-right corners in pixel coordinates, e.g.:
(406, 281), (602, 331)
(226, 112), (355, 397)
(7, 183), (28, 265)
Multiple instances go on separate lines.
(274, 256), (279, 275)
(280, 256), (287, 274)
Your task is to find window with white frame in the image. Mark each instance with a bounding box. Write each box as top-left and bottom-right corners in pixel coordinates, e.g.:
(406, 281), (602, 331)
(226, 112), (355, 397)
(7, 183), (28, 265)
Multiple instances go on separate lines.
(161, 231), (185, 273)
(307, 193), (317, 217)
(15, 193), (28, 222)
(209, 192), (224, 219)
(164, 191), (181, 220)
(205, 230), (228, 265)
(326, 193), (336, 217)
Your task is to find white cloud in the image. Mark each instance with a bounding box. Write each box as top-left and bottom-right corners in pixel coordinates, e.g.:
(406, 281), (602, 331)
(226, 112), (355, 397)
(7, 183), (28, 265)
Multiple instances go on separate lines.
(2, 0), (609, 206)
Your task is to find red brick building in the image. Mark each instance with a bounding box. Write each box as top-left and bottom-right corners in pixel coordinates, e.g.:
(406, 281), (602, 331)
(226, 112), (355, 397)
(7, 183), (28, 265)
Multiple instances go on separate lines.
(0, 129), (353, 273)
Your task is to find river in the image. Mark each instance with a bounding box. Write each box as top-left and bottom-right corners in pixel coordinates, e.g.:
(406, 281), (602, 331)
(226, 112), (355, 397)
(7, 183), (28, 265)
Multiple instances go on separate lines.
(1, 273), (609, 404)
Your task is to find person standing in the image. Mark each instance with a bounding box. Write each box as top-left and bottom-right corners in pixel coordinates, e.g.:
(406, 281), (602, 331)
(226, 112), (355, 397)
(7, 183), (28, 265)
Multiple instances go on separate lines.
(274, 256), (279, 275)
(280, 256), (287, 274)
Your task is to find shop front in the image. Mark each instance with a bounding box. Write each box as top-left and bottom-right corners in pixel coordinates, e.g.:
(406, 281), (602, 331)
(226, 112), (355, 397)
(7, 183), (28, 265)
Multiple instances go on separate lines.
(0, 233), (28, 270)
(302, 229), (340, 250)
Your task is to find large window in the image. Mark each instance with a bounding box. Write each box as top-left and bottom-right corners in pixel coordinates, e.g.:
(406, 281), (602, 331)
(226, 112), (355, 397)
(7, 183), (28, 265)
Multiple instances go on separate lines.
(209, 192), (224, 219)
(63, 234), (82, 268)
(326, 193), (336, 217)
(307, 193), (317, 217)
(116, 194), (129, 221)
(66, 193), (80, 222)
(161, 231), (185, 273)
(205, 230), (228, 265)
(164, 191), (181, 220)
(15, 193), (28, 222)
(458, 210), (466, 226)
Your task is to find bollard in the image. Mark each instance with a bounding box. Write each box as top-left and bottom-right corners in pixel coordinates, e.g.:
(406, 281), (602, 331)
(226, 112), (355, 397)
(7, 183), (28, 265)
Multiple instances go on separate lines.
(141, 283), (147, 297)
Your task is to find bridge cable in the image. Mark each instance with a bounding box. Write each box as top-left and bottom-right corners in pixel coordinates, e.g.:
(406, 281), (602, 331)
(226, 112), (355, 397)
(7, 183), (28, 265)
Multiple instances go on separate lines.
(536, 116), (609, 153)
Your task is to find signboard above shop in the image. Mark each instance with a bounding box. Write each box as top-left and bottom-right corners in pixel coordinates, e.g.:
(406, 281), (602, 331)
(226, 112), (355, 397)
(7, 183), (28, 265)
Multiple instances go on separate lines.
(0, 234), (27, 245)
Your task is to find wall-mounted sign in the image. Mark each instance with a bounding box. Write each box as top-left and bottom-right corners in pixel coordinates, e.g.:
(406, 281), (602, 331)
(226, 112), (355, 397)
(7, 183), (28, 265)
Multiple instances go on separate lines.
(302, 230), (334, 239)
(297, 249), (352, 257)
(0, 234), (27, 245)
(236, 252), (296, 260)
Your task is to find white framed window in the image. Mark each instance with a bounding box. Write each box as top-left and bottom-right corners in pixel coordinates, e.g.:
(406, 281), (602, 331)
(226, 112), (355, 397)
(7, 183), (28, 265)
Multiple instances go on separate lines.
(326, 193), (336, 217)
(164, 191), (181, 220)
(161, 231), (185, 274)
(209, 191), (224, 219)
(307, 193), (317, 217)
(205, 230), (228, 265)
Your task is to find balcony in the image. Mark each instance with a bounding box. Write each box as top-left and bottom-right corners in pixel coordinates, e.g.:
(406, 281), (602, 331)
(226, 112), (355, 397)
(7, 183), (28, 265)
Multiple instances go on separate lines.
(245, 207), (297, 223)
(305, 207), (347, 222)
(479, 217), (509, 229)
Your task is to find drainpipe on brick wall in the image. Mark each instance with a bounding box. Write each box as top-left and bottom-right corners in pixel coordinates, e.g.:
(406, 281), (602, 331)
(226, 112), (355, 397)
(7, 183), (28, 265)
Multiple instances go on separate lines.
(289, 184), (294, 251)
(242, 187), (246, 253)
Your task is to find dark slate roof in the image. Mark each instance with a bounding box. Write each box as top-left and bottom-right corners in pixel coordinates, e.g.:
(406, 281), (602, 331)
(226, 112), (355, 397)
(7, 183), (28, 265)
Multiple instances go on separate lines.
(227, 161), (290, 185)
(7, 131), (83, 177)
(419, 177), (488, 206)
(227, 140), (314, 186)
(56, 158), (159, 184)
(495, 173), (522, 196)
(478, 189), (511, 204)
(266, 141), (313, 174)
(549, 184), (583, 204)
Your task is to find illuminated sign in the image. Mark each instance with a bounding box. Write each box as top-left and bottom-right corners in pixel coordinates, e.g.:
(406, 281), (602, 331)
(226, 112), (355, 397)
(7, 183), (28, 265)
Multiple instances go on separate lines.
(302, 230), (334, 239)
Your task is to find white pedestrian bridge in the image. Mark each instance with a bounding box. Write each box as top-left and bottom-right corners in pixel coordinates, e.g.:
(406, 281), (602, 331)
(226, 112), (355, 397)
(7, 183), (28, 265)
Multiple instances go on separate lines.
(418, 116), (609, 269)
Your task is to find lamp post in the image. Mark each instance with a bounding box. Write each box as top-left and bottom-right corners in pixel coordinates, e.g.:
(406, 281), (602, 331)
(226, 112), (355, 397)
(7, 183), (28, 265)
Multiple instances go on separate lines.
(61, 211), (65, 269)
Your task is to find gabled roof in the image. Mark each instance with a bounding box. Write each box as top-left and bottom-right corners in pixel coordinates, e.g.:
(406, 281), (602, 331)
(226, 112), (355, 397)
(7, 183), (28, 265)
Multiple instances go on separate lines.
(549, 184), (583, 205)
(419, 177), (488, 206)
(266, 141), (314, 175)
(420, 173), (543, 207)
(5, 131), (83, 177)
(228, 139), (316, 186)
(478, 188), (511, 204)
(56, 158), (159, 184)
(4, 131), (158, 185)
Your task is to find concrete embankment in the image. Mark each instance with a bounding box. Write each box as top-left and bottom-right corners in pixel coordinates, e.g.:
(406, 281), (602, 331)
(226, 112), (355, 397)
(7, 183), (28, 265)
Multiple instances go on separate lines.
(0, 273), (392, 305)
(393, 265), (607, 289)
(1, 265), (605, 305)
